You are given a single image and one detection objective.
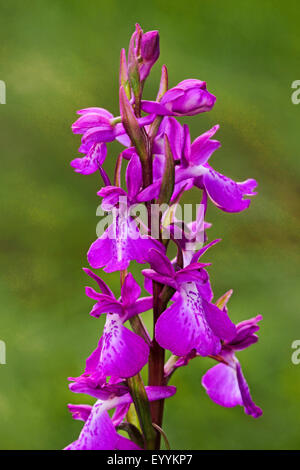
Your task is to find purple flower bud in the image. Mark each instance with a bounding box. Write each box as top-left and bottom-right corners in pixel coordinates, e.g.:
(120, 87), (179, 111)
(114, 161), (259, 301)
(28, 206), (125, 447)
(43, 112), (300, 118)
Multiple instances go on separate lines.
(140, 30), (160, 81)
(141, 79), (216, 116)
(128, 24), (160, 83)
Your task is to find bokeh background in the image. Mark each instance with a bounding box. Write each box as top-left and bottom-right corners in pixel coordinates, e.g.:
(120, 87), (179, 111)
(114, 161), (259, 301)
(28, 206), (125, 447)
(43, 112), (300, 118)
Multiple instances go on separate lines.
(0, 0), (299, 449)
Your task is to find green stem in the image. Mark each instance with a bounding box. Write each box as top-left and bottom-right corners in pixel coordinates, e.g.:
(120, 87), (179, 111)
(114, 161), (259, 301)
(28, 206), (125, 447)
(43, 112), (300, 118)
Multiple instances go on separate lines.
(127, 374), (157, 450)
(129, 315), (151, 345)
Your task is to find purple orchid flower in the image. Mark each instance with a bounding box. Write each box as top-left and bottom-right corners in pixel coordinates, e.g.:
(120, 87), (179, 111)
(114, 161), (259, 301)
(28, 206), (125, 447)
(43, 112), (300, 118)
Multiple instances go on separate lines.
(80, 271), (151, 381)
(141, 79), (216, 116)
(65, 385), (176, 450)
(202, 314), (263, 418)
(72, 106), (155, 148)
(65, 407), (141, 450)
(196, 166), (258, 213)
(171, 122), (258, 213)
(165, 194), (213, 267)
(84, 268), (153, 321)
(87, 213), (163, 273)
(87, 152), (164, 272)
(68, 375), (128, 403)
(97, 152), (160, 210)
(143, 249), (236, 356)
(67, 25), (263, 451)
(70, 142), (107, 175)
(69, 377), (176, 426)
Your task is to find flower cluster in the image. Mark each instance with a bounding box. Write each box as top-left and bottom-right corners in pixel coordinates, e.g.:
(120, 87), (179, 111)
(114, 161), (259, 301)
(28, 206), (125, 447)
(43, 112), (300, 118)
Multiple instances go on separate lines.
(66, 24), (262, 450)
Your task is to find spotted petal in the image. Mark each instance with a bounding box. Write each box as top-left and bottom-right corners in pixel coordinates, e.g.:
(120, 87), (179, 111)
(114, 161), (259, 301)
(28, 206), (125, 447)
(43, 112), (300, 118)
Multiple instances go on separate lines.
(202, 164), (257, 213)
(65, 406), (141, 450)
(85, 315), (149, 380)
(155, 283), (221, 356)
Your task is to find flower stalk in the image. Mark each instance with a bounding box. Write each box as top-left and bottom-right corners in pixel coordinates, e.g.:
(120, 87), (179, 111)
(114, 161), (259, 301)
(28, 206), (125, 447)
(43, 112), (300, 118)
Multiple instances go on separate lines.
(65, 23), (262, 452)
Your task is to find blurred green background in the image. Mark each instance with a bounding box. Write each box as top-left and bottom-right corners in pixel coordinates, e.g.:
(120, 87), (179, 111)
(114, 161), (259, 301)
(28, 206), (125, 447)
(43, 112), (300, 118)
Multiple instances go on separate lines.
(0, 0), (299, 449)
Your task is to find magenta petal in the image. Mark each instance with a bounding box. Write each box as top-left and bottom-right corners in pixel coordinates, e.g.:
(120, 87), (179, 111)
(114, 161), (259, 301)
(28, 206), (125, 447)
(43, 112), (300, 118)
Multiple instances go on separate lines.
(142, 269), (178, 289)
(121, 272), (141, 305)
(152, 154), (165, 181)
(70, 158), (98, 175)
(127, 233), (165, 265)
(69, 378), (128, 401)
(88, 218), (163, 273)
(161, 87), (186, 102)
(87, 221), (132, 273)
(190, 125), (220, 165)
(111, 404), (131, 427)
(135, 180), (161, 202)
(148, 249), (175, 278)
(202, 363), (243, 408)
(65, 406), (141, 450)
(65, 407), (117, 450)
(145, 385), (176, 401)
(72, 113), (111, 134)
(77, 107), (113, 119)
(121, 147), (137, 160)
(203, 164), (257, 213)
(175, 165), (208, 184)
(144, 275), (153, 294)
(202, 299), (236, 342)
(161, 117), (185, 160)
(124, 297), (153, 322)
(67, 404), (92, 422)
(126, 153), (143, 200)
(85, 289), (122, 317)
(85, 337), (103, 376)
(137, 114), (157, 127)
(236, 362), (262, 418)
(155, 284), (221, 357)
(98, 186), (127, 210)
(99, 315), (149, 379)
(116, 435), (142, 450)
(140, 30), (160, 80)
(87, 231), (114, 270)
(155, 301), (198, 356)
(190, 239), (221, 264)
(202, 361), (262, 418)
(83, 268), (114, 297)
(85, 287), (114, 302)
(196, 270), (214, 302)
(116, 133), (131, 147)
(230, 315), (263, 350)
(191, 139), (220, 166)
(175, 264), (209, 285)
(82, 125), (116, 144)
(172, 178), (194, 201)
(141, 100), (171, 115)
(70, 143), (107, 175)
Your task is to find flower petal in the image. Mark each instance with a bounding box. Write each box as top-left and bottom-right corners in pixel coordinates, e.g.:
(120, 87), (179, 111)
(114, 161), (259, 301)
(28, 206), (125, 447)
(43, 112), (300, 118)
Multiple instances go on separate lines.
(202, 299), (236, 342)
(156, 284), (221, 357)
(202, 165), (257, 213)
(190, 125), (220, 165)
(67, 404), (92, 422)
(94, 315), (149, 379)
(83, 268), (114, 297)
(121, 272), (141, 305)
(65, 407), (118, 450)
(236, 362), (262, 418)
(126, 153), (143, 200)
(202, 363), (243, 408)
